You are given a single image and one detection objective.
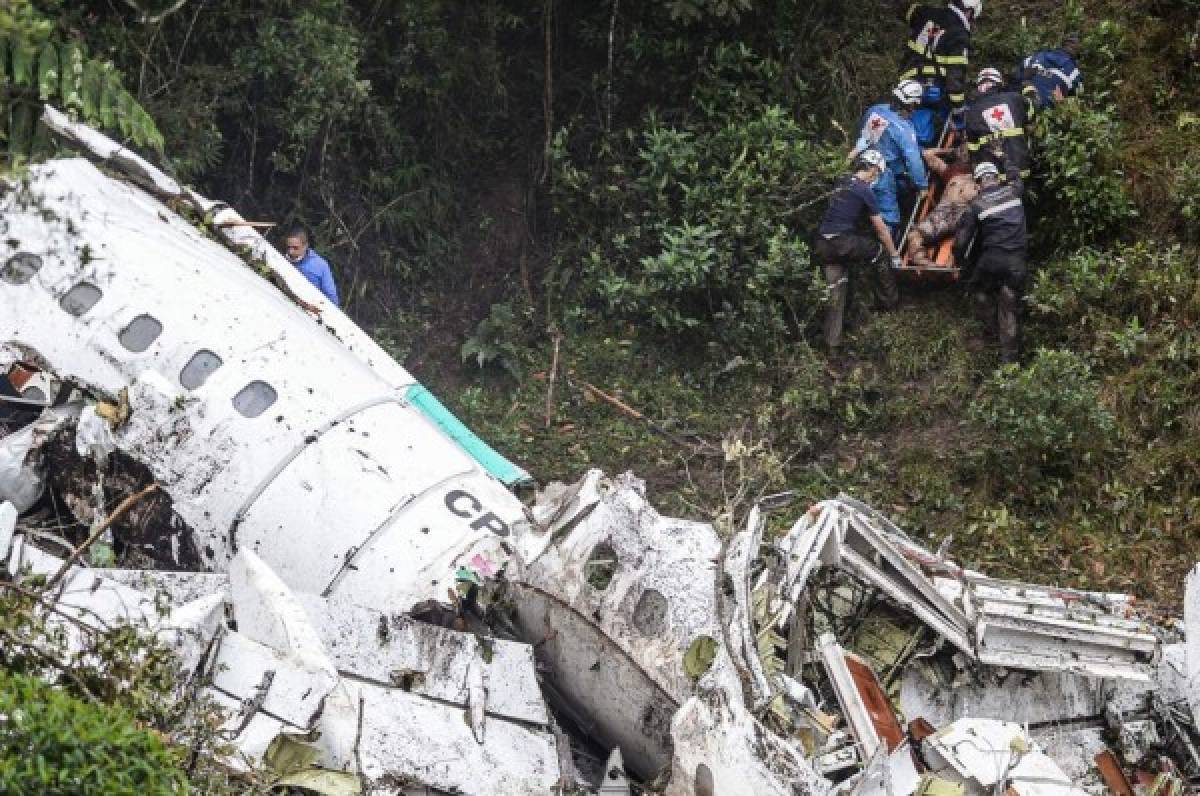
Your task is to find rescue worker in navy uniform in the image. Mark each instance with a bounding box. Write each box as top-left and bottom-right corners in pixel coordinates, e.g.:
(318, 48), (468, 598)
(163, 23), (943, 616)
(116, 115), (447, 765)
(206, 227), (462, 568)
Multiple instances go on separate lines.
(1016, 32), (1084, 110)
(953, 160), (1027, 363)
(963, 67), (1038, 179)
(898, 0), (982, 146)
(815, 149), (902, 354)
(850, 80), (930, 240)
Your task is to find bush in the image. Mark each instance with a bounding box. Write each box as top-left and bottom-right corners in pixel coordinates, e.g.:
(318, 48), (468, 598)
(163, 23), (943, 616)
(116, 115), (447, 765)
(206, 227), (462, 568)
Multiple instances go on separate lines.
(0, 671), (187, 794)
(967, 349), (1117, 483)
(1031, 99), (1136, 250)
(551, 44), (839, 354)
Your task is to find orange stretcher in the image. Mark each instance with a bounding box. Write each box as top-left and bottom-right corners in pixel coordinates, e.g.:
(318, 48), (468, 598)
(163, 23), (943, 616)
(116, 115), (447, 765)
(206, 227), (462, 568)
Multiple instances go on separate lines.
(896, 125), (962, 280)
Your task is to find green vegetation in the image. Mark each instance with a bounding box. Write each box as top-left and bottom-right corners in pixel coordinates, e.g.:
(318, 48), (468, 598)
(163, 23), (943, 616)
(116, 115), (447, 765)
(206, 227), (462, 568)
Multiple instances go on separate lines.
(3, 0), (1200, 781)
(0, 0), (162, 167)
(0, 671), (186, 794)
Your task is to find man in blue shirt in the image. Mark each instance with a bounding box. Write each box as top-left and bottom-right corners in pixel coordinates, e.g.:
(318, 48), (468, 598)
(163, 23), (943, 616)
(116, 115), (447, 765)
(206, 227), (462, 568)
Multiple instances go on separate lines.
(1016, 33), (1083, 110)
(283, 225), (339, 306)
(815, 149), (902, 353)
(851, 80), (930, 239)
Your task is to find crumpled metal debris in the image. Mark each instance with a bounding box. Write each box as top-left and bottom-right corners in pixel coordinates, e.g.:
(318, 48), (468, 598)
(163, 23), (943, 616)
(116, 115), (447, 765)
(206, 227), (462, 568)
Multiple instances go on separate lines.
(8, 105), (1200, 795)
(0, 404), (77, 512)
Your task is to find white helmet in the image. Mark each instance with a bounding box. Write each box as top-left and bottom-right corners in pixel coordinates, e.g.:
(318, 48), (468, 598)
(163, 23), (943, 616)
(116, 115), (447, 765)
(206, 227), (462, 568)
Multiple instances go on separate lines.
(973, 161), (999, 181)
(958, 0), (982, 18)
(976, 67), (1003, 88)
(856, 149), (887, 173)
(892, 79), (924, 107)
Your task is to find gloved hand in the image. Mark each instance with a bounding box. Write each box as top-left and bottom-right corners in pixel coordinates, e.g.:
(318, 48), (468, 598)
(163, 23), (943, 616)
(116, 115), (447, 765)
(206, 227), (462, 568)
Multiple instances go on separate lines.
(890, 255), (903, 269)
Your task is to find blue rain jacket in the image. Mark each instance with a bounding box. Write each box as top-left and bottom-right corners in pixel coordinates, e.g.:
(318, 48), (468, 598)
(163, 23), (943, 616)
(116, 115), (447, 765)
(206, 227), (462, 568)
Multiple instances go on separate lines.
(292, 248), (340, 306)
(1019, 48), (1082, 109)
(854, 104), (928, 226)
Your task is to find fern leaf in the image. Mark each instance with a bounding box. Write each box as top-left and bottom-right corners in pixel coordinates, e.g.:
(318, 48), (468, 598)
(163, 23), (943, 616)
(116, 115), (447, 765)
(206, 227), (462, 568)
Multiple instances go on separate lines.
(80, 60), (104, 120)
(116, 88), (135, 138)
(99, 71), (119, 131)
(11, 39), (35, 87)
(60, 42), (84, 113)
(36, 42), (58, 102)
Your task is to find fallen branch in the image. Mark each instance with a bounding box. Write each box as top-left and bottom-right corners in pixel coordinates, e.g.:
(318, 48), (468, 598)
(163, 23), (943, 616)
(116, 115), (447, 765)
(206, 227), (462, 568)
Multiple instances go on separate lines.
(573, 378), (717, 455)
(45, 484), (160, 590)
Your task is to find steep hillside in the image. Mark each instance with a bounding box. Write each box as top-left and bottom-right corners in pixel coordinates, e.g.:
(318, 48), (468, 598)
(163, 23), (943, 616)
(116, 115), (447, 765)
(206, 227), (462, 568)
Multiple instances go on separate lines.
(10, 0), (1200, 605)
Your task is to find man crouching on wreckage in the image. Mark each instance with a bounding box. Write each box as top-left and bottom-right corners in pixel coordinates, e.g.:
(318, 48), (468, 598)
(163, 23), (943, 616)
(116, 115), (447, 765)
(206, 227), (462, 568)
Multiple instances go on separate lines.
(2, 105), (1200, 795)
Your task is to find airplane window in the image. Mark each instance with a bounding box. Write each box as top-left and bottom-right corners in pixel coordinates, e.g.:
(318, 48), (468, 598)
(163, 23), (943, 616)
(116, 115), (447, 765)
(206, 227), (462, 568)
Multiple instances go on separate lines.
(118, 314), (163, 353)
(232, 381), (277, 418)
(1, 253), (42, 285)
(60, 283), (103, 316)
(180, 350), (223, 390)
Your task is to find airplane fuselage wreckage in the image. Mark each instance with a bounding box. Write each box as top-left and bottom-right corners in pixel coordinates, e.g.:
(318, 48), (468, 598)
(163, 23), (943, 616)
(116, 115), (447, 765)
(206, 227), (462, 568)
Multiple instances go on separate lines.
(2, 107), (1199, 795)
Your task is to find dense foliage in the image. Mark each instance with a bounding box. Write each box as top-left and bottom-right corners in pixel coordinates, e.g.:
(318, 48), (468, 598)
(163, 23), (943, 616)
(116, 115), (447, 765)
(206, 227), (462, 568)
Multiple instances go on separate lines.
(0, 671), (186, 794)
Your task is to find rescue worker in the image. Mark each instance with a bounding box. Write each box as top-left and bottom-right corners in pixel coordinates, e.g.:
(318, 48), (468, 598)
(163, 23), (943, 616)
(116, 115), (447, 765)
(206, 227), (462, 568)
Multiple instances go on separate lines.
(1016, 32), (1084, 110)
(283, 224), (340, 306)
(815, 149), (902, 354)
(953, 159), (1027, 363)
(850, 80), (929, 239)
(905, 145), (977, 269)
(963, 67), (1038, 179)
(898, 0), (982, 145)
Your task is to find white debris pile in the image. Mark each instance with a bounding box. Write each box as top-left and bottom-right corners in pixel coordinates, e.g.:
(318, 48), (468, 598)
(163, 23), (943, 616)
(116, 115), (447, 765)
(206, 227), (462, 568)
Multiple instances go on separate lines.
(1, 527), (564, 794)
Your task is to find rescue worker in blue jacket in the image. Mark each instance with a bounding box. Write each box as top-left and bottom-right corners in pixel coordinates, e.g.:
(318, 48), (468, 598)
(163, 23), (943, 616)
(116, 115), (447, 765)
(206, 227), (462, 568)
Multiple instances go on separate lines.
(851, 80), (930, 239)
(1016, 32), (1083, 110)
(815, 149), (902, 354)
(283, 224), (340, 306)
(953, 159), (1027, 362)
(898, 0), (982, 145)
(963, 67), (1038, 180)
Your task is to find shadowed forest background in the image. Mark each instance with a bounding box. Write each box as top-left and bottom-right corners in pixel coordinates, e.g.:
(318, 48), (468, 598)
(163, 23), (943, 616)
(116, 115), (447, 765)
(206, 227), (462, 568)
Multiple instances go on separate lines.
(6, 0), (1200, 607)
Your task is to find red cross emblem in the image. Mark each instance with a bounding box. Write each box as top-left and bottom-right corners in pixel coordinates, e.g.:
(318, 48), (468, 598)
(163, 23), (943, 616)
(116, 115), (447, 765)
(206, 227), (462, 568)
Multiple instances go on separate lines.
(871, 117), (887, 130)
(990, 107), (1006, 121)
(929, 24), (943, 38)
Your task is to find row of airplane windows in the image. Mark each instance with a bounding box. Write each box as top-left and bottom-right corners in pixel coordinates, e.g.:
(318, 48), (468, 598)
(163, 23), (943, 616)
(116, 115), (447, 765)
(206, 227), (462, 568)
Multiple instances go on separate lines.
(3, 252), (278, 418)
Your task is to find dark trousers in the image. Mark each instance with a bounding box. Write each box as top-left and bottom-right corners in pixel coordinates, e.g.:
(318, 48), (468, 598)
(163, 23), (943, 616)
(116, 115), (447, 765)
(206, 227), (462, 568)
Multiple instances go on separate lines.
(973, 248), (1027, 362)
(814, 233), (897, 350)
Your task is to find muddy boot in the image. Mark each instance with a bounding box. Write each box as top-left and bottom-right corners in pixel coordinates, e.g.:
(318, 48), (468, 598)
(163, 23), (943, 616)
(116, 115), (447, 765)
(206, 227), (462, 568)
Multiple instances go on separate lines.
(997, 286), (1020, 363)
(823, 264), (850, 350)
(874, 255), (900, 310)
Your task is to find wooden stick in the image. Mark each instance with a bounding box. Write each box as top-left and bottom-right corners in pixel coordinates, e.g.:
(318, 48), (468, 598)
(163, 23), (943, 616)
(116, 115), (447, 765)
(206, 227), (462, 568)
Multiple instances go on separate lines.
(544, 330), (562, 429)
(576, 379), (645, 421)
(44, 484), (159, 590)
(216, 220), (276, 229)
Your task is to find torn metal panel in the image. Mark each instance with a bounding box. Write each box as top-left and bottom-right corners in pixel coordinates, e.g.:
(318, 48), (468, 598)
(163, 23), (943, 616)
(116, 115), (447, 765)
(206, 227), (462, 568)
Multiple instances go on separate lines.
(101, 568), (230, 605)
(818, 632), (882, 761)
(5, 535), (225, 673)
(514, 471), (724, 778)
(844, 743), (922, 796)
(721, 506), (774, 711)
(0, 501), (15, 559)
(596, 748), (632, 795)
(296, 593), (548, 727)
(1186, 564), (1200, 728)
(665, 694), (830, 796)
(923, 719), (1089, 796)
(0, 404), (76, 512)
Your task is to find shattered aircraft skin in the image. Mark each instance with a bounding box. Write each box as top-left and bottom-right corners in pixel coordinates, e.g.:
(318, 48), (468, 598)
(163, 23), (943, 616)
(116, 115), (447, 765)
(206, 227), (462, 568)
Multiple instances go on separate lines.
(4, 107), (1200, 795)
